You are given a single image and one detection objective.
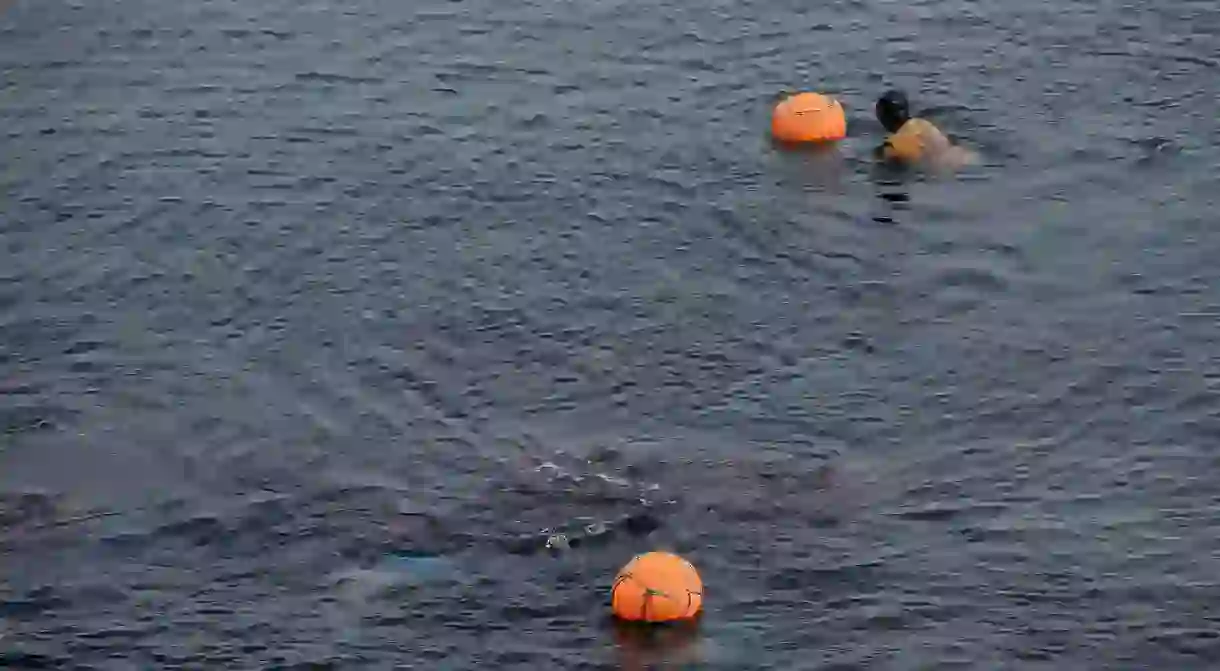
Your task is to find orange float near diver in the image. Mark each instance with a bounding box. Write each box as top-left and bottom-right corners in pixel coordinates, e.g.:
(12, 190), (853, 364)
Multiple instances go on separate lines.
(611, 551), (703, 623)
(771, 91), (847, 144)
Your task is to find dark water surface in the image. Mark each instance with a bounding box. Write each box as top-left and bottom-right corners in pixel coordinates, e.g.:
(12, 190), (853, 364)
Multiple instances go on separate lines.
(3, 0), (1220, 668)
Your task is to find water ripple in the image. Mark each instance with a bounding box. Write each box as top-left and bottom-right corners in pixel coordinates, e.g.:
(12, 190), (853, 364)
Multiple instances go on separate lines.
(2, 0), (1219, 667)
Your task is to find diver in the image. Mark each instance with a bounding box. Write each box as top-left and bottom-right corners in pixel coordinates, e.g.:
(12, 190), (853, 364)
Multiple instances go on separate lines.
(874, 89), (976, 169)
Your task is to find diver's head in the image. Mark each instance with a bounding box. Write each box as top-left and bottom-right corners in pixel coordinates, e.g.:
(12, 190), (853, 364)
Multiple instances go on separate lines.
(876, 89), (910, 132)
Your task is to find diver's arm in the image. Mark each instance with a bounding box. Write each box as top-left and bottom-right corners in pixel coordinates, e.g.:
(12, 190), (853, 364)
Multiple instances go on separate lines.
(874, 138), (897, 161)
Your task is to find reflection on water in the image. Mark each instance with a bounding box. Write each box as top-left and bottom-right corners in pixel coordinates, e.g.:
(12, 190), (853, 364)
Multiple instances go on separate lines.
(610, 615), (706, 670)
(866, 160), (913, 224)
(769, 139), (850, 194)
(2, 0), (1219, 666)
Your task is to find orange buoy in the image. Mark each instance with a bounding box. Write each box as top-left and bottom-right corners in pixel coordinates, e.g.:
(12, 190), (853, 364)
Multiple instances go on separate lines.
(611, 551), (703, 623)
(771, 92), (847, 144)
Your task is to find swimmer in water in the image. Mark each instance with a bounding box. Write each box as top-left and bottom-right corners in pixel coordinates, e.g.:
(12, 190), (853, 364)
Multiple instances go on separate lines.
(875, 89), (977, 170)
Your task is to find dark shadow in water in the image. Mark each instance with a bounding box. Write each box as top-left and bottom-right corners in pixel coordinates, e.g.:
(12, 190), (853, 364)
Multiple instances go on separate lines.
(866, 158), (913, 224)
(608, 614), (705, 670)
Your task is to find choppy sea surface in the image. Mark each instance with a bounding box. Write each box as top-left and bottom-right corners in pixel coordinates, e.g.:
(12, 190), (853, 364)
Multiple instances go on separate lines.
(2, 0), (1219, 668)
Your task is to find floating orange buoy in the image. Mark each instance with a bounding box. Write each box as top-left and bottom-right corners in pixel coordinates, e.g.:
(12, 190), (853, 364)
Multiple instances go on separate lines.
(771, 92), (847, 144)
(611, 552), (703, 623)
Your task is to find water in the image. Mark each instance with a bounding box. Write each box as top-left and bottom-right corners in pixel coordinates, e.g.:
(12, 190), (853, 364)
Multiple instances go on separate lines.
(2, 0), (1219, 667)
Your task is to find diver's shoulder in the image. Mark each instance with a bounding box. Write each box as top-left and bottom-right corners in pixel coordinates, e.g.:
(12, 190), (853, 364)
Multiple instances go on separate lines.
(901, 117), (941, 135)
